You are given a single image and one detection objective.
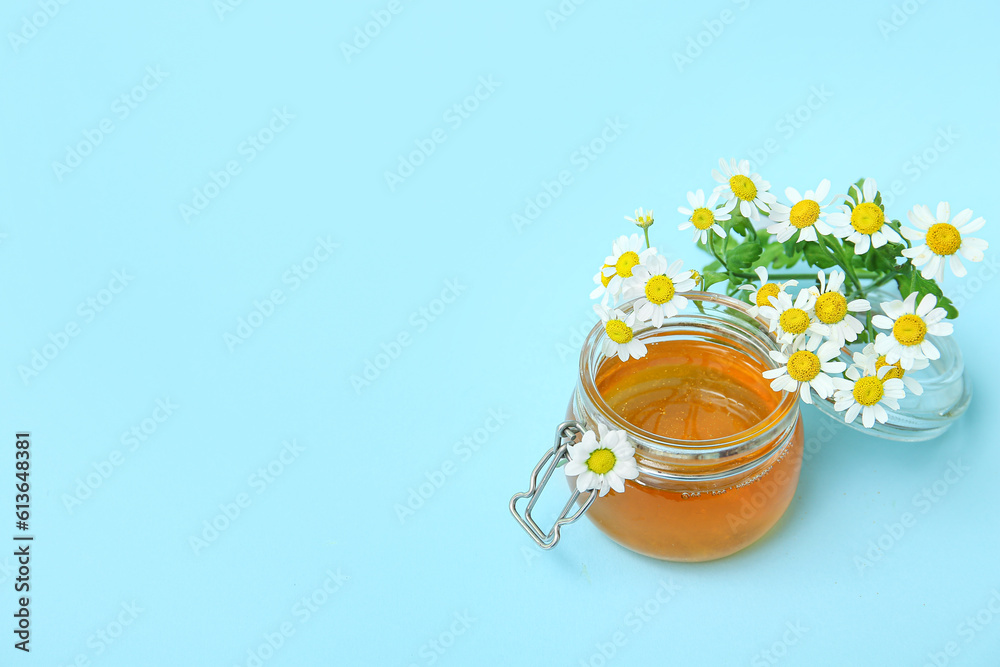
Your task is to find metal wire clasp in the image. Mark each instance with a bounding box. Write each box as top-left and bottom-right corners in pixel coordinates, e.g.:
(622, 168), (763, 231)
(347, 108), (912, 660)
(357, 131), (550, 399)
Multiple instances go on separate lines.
(509, 420), (598, 549)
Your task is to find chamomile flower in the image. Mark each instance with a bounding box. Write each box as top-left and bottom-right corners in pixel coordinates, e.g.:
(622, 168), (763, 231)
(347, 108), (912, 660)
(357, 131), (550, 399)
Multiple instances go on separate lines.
(738, 266), (799, 318)
(601, 234), (657, 301)
(762, 336), (846, 404)
(590, 264), (615, 305)
(832, 365), (906, 429)
(766, 179), (836, 243)
(626, 207), (655, 230)
(564, 424), (639, 496)
(624, 255), (697, 327)
(807, 270), (871, 346)
(759, 288), (830, 346)
(711, 158), (778, 223)
(856, 343), (925, 396)
(901, 203), (989, 282)
(594, 304), (647, 362)
(677, 189), (736, 244)
(827, 178), (902, 254)
(872, 292), (953, 370)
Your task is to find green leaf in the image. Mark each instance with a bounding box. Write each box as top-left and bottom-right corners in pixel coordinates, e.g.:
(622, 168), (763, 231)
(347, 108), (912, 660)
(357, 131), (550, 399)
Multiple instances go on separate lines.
(701, 271), (728, 290)
(755, 242), (785, 269)
(772, 250), (803, 270)
(803, 243), (837, 269)
(894, 268), (959, 319)
(726, 241), (763, 269)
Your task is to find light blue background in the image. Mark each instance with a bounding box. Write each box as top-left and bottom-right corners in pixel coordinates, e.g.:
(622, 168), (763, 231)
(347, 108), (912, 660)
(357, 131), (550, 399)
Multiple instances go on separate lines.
(2, 0), (998, 665)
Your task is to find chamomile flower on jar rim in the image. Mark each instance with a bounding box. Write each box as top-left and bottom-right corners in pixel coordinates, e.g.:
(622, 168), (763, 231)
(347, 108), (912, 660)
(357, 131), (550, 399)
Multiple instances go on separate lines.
(711, 158), (777, 223)
(762, 336), (846, 404)
(759, 288), (830, 346)
(827, 178), (902, 254)
(901, 202), (989, 282)
(601, 234), (657, 301)
(807, 269), (871, 346)
(564, 424), (639, 497)
(626, 207), (655, 230)
(738, 266), (798, 319)
(832, 365), (906, 429)
(872, 292), (953, 370)
(677, 189), (736, 244)
(766, 179), (836, 243)
(594, 304), (647, 362)
(623, 254), (697, 328)
(590, 264), (615, 305)
(855, 343), (925, 396)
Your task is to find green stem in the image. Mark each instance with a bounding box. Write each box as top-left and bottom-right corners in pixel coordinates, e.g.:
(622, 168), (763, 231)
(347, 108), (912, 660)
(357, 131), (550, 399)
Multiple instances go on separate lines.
(708, 232), (728, 271)
(821, 235), (865, 297)
(642, 226), (651, 250)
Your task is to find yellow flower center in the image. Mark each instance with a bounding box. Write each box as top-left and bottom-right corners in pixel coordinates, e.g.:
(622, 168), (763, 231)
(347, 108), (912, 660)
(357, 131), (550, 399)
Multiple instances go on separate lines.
(605, 320), (633, 344)
(779, 308), (810, 335)
(852, 377), (885, 407)
(814, 292), (848, 324)
(586, 448), (617, 475)
(730, 175), (757, 201)
(789, 199), (821, 229)
(892, 314), (927, 346)
(644, 275), (676, 306)
(755, 283), (780, 308)
(925, 223), (962, 256)
(633, 212), (654, 228)
(850, 202), (885, 235)
(615, 251), (640, 278)
(691, 208), (716, 230)
(599, 264), (613, 288)
(689, 270), (701, 285)
(875, 355), (905, 380)
(786, 350), (821, 382)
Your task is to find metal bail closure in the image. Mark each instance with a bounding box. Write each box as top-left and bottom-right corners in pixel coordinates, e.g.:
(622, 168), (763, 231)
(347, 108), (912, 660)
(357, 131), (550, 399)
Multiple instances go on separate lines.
(509, 420), (598, 549)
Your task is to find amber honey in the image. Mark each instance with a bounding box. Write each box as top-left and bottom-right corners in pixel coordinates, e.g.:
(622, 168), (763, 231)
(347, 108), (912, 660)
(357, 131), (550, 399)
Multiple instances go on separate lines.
(573, 337), (803, 561)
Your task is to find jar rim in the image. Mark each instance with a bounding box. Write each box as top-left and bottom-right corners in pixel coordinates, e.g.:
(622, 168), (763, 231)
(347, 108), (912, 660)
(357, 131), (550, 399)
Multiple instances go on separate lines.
(578, 291), (799, 463)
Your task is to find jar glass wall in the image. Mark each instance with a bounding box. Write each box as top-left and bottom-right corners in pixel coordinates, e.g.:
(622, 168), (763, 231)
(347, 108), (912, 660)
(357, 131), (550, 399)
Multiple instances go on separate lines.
(568, 292), (804, 561)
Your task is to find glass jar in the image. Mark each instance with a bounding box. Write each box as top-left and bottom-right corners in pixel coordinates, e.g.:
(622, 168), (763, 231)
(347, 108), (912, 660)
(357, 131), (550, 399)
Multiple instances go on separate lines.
(511, 292), (804, 562)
